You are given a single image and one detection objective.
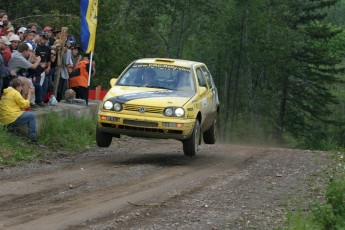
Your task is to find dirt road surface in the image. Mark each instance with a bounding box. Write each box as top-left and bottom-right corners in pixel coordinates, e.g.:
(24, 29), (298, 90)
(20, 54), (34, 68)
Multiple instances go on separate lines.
(0, 137), (331, 230)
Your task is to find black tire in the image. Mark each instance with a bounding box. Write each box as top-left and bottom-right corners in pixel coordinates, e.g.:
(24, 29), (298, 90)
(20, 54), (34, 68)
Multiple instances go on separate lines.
(203, 114), (219, 144)
(96, 126), (112, 147)
(183, 120), (200, 156)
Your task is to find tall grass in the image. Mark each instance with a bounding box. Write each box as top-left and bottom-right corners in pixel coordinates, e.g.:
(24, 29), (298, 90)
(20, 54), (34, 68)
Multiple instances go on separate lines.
(0, 127), (42, 166)
(0, 112), (96, 165)
(38, 112), (96, 152)
(282, 153), (345, 230)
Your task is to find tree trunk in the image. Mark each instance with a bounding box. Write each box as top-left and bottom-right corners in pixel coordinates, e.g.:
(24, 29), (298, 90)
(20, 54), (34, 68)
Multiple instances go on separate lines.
(275, 75), (289, 144)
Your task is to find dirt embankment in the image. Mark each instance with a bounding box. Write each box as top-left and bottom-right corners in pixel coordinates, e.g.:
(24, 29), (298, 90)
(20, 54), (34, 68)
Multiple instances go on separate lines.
(0, 137), (332, 230)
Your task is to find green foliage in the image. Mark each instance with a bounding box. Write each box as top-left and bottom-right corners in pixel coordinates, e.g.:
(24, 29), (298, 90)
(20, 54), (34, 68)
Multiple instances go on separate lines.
(284, 210), (321, 230)
(0, 127), (43, 166)
(282, 152), (345, 230)
(0, 112), (96, 166)
(0, 0), (80, 35)
(284, 178), (345, 230)
(2, 0), (345, 150)
(38, 112), (96, 152)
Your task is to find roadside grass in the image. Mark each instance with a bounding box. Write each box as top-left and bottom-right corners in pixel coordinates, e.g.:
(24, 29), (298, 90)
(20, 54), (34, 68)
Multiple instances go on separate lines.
(38, 112), (96, 152)
(0, 128), (42, 166)
(281, 152), (345, 230)
(0, 112), (96, 166)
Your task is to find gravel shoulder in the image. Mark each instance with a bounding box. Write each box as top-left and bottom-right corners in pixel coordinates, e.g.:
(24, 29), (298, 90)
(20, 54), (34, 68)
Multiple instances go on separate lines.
(0, 137), (334, 230)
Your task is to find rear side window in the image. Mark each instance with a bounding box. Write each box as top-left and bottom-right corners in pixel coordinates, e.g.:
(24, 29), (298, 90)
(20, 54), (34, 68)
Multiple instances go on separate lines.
(196, 67), (207, 87)
(201, 66), (215, 89)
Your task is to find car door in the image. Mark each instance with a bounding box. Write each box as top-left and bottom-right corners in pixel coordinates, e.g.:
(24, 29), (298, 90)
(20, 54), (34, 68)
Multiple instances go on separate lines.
(201, 65), (219, 120)
(195, 65), (216, 131)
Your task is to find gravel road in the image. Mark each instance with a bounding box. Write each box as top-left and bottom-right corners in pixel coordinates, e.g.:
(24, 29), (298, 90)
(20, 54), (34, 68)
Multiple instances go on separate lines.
(0, 137), (332, 230)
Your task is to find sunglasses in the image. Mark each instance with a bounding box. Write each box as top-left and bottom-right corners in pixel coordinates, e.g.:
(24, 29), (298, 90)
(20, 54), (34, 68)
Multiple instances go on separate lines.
(51, 53), (56, 56)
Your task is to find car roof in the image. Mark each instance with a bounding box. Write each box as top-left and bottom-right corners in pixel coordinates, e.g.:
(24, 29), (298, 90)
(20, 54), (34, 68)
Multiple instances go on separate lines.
(133, 58), (204, 69)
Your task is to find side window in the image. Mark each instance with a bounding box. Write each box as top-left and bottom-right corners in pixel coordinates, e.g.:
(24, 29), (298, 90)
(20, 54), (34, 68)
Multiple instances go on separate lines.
(201, 66), (215, 89)
(196, 67), (207, 87)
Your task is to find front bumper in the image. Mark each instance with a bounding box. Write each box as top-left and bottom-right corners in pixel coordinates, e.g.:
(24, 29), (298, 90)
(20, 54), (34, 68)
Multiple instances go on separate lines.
(97, 112), (195, 140)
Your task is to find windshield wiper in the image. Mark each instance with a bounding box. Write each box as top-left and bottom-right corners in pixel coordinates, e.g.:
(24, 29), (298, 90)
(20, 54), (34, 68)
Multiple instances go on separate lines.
(141, 85), (171, 90)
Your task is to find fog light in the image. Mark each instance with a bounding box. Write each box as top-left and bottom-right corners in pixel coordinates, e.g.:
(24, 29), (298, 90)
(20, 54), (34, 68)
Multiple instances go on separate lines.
(101, 116), (119, 122)
(163, 122), (184, 128)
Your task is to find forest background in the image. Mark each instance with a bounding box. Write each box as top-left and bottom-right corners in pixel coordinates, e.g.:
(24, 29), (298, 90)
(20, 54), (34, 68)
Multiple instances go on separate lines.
(1, 0), (345, 150)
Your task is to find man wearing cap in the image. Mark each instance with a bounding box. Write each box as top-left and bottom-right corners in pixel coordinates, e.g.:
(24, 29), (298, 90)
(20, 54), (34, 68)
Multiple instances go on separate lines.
(17, 27), (26, 41)
(8, 43), (42, 106)
(53, 27), (62, 41)
(23, 29), (37, 49)
(9, 34), (21, 52)
(35, 31), (51, 101)
(71, 44), (82, 66)
(44, 26), (55, 46)
(8, 43), (41, 74)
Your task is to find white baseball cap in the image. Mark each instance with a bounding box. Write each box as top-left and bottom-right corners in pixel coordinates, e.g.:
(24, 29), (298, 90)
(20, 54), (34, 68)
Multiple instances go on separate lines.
(26, 42), (33, 50)
(9, 34), (21, 42)
(18, 27), (27, 34)
(0, 36), (11, 45)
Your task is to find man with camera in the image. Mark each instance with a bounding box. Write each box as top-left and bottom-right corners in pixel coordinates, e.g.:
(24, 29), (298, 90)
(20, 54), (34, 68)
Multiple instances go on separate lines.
(35, 31), (51, 102)
(7, 42), (42, 106)
(0, 78), (46, 147)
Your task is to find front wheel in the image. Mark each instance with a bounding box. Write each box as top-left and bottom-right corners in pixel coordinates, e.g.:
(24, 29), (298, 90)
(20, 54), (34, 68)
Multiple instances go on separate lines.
(96, 126), (112, 147)
(183, 120), (200, 156)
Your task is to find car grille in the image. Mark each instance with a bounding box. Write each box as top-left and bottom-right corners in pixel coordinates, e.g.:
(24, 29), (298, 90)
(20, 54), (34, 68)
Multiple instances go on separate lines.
(118, 125), (164, 133)
(100, 122), (183, 135)
(123, 104), (164, 114)
(123, 119), (158, 127)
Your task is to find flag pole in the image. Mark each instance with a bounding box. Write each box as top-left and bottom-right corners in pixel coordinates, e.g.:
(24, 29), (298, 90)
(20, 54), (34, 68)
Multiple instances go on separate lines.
(86, 51), (93, 106)
(81, 0), (98, 105)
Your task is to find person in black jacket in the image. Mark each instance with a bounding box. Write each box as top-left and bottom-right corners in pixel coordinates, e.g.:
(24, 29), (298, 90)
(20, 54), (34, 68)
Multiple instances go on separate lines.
(35, 31), (51, 101)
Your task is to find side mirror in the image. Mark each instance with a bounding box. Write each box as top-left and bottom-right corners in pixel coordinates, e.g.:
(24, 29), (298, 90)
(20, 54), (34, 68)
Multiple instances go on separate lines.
(110, 78), (117, 87)
(199, 86), (207, 95)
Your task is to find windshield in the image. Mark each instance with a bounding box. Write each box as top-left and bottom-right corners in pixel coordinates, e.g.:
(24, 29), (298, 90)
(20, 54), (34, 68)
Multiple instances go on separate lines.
(116, 63), (196, 92)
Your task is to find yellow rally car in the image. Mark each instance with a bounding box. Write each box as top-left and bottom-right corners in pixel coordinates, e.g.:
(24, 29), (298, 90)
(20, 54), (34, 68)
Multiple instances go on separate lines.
(96, 58), (220, 156)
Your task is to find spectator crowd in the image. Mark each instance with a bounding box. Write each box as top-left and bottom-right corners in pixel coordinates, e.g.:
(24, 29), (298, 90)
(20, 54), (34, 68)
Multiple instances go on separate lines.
(0, 10), (95, 146)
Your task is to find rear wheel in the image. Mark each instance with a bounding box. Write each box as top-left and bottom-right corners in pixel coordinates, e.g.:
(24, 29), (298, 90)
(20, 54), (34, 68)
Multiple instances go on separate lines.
(203, 114), (219, 144)
(183, 120), (200, 156)
(96, 126), (112, 147)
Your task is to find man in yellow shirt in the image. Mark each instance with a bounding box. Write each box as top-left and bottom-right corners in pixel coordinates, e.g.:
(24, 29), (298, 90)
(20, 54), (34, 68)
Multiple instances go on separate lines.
(0, 78), (40, 144)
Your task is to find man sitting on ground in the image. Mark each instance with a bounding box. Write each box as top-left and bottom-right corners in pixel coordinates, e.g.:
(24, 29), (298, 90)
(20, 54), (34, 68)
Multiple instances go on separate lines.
(0, 78), (43, 146)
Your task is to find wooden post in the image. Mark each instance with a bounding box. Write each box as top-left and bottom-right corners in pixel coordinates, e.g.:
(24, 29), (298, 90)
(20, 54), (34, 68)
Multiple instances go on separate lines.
(95, 85), (101, 100)
(52, 27), (68, 97)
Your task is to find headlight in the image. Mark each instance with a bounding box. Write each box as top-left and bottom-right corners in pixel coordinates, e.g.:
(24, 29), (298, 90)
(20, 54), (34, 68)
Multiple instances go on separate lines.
(104, 101), (113, 110)
(164, 108), (173, 116)
(175, 108), (184, 117)
(163, 107), (184, 117)
(113, 102), (122, 111)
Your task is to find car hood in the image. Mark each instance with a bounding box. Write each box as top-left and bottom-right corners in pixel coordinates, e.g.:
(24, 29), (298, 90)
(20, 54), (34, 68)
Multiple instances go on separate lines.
(104, 86), (195, 107)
